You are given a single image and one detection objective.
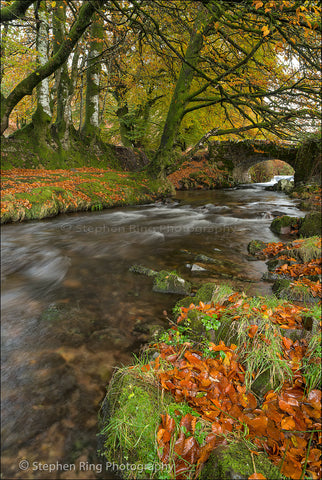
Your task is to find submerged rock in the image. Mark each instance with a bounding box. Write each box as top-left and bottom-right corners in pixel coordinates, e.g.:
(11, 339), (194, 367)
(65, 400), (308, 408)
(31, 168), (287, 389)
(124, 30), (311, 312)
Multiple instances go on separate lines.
(129, 264), (158, 277)
(129, 264), (192, 295)
(194, 253), (216, 264)
(191, 264), (207, 272)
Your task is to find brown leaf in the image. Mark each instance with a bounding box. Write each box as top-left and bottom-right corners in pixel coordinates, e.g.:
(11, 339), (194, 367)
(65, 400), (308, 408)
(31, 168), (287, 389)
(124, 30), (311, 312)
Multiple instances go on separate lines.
(248, 325), (259, 338)
(281, 416), (296, 430)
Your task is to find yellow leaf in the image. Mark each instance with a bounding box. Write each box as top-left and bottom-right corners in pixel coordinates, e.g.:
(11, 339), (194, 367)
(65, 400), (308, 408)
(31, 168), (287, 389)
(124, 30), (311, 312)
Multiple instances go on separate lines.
(262, 25), (270, 37)
(255, 1), (263, 9)
(262, 26), (270, 37)
(52, 1), (56, 7)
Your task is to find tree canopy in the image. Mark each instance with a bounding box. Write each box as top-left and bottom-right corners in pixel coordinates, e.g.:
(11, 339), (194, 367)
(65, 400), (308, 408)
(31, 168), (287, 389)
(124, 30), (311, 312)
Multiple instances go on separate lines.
(0, 0), (321, 176)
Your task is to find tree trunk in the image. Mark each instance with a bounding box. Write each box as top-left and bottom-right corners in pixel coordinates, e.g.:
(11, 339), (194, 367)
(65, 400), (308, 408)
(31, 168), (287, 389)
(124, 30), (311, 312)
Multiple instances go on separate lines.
(82, 14), (103, 138)
(53, 1), (70, 142)
(52, 1), (80, 146)
(32, 0), (52, 136)
(113, 86), (133, 147)
(1, 0), (103, 135)
(148, 5), (222, 178)
(0, 0), (34, 23)
(0, 23), (8, 84)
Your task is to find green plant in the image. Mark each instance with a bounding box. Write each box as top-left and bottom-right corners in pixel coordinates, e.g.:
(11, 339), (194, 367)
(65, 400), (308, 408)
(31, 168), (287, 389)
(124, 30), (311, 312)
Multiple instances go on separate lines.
(159, 324), (193, 346)
(194, 420), (208, 446)
(301, 330), (322, 393)
(199, 313), (221, 331)
(91, 203), (103, 211)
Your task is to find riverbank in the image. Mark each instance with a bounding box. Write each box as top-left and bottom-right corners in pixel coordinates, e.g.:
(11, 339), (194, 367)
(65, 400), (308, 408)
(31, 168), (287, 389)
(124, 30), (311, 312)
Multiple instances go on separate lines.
(0, 158), (234, 224)
(99, 234), (322, 480)
(0, 167), (174, 224)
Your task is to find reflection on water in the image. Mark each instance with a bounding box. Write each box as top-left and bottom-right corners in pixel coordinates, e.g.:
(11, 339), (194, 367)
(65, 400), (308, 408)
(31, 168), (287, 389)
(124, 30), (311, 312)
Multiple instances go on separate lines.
(1, 181), (304, 478)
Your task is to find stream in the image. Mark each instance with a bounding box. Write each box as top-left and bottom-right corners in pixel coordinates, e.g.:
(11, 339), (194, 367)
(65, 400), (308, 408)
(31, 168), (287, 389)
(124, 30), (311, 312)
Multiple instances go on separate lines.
(1, 177), (304, 479)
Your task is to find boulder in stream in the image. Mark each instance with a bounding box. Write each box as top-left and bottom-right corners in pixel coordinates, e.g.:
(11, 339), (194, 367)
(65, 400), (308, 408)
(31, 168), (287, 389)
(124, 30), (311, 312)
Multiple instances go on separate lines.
(273, 178), (294, 193)
(153, 270), (192, 295)
(129, 264), (192, 295)
(247, 240), (266, 256)
(270, 215), (299, 235)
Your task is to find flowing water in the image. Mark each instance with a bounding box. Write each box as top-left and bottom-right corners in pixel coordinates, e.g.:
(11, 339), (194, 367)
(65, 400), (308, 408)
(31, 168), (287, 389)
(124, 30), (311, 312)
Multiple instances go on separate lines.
(1, 177), (304, 479)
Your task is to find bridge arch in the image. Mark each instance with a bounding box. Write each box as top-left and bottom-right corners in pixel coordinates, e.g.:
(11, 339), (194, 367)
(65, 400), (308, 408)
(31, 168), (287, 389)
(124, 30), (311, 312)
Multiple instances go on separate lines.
(248, 159), (294, 183)
(208, 140), (298, 183)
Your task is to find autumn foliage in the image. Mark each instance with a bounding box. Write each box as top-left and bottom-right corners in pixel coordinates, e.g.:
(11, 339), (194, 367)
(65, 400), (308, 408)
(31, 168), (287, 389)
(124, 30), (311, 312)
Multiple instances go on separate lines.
(261, 238), (322, 300)
(152, 341), (321, 479)
(141, 292), (321, 479)
(167, 159), (232, 190)
(0, 167), (164, 222)
(139, 234), (322, 479)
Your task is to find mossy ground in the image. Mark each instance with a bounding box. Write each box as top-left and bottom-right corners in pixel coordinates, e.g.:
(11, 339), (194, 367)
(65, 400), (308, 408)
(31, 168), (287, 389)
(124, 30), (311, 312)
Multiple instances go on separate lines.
(1, 168), (173, 223)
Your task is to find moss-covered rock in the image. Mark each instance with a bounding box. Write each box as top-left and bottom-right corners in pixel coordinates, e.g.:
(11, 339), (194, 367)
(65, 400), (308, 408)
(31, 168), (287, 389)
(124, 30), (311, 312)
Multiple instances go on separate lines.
(247, 240), (266, 255)
(273, 278), (319, 304)
(194, 254), (216, 264)
(272, 278), (292, 295)
(273, 178), (294, 193)
(298, 212), (322, 238)
(251, 369), (280, 397)
(266, 258), (287, 272)
(174, 284), (236, 344)
(98, 366), (174, 479)
(289, 236), (321, 263)
(200, 441), (281, 480)
(129, 265), (158, 277)
(270, 215), (299, 235)
(152, 270), (192, 295)
(176, 283), (234, 310)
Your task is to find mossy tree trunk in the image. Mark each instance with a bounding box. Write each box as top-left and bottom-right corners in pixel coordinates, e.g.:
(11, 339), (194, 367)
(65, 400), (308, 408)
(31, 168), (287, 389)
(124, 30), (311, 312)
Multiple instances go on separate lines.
(52, 1), (72, 146)
(32, 0), (52, 139)
(113, 85), (133, 147)
(1, 0), (103, 136)
(114, 88), (165, 149)
(0, 23), (8, 84)
(148, 5), (223, 178)
(81, 14), (103, 139)
(0, 0), (34, 23)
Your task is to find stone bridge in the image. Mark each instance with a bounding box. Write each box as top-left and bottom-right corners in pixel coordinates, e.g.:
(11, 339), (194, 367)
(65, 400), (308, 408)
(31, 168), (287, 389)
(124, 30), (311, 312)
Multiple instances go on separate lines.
(208, 139), (298, 182)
